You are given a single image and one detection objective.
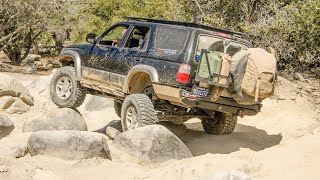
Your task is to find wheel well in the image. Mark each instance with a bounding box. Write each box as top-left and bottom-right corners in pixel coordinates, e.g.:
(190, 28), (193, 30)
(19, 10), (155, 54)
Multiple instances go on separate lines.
(128, 72), (152, 94)
(60, 56), (74, 67)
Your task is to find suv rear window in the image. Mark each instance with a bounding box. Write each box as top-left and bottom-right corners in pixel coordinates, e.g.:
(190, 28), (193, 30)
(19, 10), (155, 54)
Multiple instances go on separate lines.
(195, 35), (248, 59)
(155, 26), (188, 56)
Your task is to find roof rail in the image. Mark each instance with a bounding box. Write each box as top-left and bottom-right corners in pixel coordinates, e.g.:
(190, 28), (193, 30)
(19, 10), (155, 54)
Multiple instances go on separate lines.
(125, 16), (244, 36)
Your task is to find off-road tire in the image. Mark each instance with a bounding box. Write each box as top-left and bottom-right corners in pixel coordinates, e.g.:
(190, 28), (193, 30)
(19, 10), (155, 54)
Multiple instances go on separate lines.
(121, 94), (158, 131)
(201, 112), (237, 135)
(114, 100), (122, 118)
(50, 66), (86, 108)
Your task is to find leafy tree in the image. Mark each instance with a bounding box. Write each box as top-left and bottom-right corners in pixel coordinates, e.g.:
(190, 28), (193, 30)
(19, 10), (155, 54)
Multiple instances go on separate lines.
(0, 0), (43, 65)
(0, 0), (84, 64)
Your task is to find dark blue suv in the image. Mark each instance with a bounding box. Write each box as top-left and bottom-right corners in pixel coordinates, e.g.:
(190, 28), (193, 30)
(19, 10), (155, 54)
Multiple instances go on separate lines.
(50, 17), (261, 135)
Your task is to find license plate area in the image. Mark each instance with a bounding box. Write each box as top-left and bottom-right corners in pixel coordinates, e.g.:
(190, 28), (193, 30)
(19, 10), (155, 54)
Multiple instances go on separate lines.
(191, 86), (209, 98)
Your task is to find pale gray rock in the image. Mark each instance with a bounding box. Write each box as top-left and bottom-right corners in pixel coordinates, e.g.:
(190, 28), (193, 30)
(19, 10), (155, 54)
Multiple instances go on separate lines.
(0, 133), (31, 158)
(0, 74), (34, 106)
(6, 98), (30, 114)
(0, 114), (14, 139)
(84, 96), (113, 111)
(27, 131), (110, 160)
(111, 125), (192, 164)
(105, 126), (121, 140)
(22, 108), (87, 132)
(293, 72), (306, 82)
(0, 96), (17, 109)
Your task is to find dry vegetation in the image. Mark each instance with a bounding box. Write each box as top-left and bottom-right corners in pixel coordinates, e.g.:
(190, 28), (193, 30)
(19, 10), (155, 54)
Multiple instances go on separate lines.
(0, 0), (319, 75)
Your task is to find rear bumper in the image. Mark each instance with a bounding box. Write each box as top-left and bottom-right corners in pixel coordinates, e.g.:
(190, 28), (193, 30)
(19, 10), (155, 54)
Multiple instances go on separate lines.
(153, 84), (261, 116)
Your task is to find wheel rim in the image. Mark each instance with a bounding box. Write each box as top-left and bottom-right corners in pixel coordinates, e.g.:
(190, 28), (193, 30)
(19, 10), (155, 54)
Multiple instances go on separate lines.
(125, 105), (138, 130)
(56, 76), (73, 100)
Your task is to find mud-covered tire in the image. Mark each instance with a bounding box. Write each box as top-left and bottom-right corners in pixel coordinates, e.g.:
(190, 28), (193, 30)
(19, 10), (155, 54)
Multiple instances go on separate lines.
(114, 100), (122, 118)
(201, 112), (237, 135)
(50, 66), (86, 108)
(121, 94), (158, 131)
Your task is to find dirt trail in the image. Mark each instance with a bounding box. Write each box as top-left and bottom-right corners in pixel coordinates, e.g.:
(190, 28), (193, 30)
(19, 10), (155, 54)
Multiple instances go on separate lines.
(0, 73), (319, 180)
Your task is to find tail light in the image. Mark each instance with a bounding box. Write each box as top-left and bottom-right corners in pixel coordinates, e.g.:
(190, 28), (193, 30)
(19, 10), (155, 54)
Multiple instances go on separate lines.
(176, 64), (191, 84)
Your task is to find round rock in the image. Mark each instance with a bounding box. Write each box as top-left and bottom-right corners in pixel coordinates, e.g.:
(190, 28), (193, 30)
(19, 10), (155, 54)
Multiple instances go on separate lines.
(111, 125), (192, 164)
(22, 108), (87, 132)
(27, 131), (110, 160)
(84, 95), (113, 112)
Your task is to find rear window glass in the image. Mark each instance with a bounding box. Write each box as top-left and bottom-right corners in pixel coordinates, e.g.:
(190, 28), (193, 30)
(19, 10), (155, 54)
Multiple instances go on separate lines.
(155, 26), (188, 56)
(195, 35), (248, 59)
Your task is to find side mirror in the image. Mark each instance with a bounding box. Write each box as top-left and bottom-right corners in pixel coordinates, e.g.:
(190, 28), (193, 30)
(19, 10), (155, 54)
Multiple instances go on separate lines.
(86, 33), (97, 44)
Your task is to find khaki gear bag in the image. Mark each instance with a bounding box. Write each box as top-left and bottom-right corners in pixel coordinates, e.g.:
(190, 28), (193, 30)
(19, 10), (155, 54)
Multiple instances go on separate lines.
(229, 48), (277, 105)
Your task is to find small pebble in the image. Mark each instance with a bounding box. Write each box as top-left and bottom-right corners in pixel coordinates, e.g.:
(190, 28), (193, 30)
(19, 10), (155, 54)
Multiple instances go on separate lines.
(0, 165), (8, 173)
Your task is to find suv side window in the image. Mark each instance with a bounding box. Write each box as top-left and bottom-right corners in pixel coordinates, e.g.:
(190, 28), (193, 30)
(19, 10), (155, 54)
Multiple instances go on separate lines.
(155, 26), (188, 56)
(124, 26), (150, 50)
(99, 25), (129, 46)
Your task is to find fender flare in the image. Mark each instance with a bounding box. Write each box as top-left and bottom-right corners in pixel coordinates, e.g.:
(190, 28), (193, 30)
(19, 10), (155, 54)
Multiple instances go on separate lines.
(59, 50), (82, 81)
(123, 64), (159, 93)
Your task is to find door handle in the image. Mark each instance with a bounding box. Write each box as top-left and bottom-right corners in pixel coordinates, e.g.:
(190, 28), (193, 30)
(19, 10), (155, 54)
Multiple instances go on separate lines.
(135, 59), (143, 63)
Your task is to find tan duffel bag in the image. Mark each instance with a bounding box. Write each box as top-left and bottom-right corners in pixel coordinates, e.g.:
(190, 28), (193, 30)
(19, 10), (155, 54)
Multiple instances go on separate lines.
(229, 48), (277, 105)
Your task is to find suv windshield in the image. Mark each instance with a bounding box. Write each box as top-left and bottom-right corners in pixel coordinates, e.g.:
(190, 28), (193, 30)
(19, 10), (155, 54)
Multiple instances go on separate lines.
(195, 35), (248, 59)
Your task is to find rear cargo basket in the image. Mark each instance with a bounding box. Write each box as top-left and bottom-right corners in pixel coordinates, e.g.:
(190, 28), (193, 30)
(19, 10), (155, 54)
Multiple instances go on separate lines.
(195, 49), (230, 88)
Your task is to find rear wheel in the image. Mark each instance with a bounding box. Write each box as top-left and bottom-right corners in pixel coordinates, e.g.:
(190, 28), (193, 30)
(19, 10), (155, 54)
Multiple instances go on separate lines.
(121, 94), (158, 131)
(201, 112), (237, 135)
(50, 66), (86, 108)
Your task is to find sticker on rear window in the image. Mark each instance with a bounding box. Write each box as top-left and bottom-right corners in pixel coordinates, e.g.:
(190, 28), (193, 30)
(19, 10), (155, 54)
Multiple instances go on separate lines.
(156, 48), (177, 55)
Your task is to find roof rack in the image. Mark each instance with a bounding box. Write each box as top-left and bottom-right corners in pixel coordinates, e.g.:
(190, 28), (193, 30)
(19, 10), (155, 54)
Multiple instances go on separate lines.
(125, 16), (244, 36)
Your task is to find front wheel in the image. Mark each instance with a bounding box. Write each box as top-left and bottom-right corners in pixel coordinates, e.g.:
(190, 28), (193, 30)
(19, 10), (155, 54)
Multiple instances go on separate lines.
(121, 94), (158, 131)
(201, 112), (237, 135)
(114, 100), (122, 118)
(50, 66), (86, 108)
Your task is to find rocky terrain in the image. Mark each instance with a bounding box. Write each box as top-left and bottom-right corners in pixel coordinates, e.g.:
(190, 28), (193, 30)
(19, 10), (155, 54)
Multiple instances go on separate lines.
(0, 70), (319, 180)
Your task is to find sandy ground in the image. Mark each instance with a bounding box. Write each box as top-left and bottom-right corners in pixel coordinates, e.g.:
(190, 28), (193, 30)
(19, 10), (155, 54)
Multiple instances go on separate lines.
(0, 72), (319, 180)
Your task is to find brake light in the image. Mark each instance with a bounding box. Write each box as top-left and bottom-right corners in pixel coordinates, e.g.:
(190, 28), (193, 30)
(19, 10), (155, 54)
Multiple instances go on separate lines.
(176, 64), (191, 84)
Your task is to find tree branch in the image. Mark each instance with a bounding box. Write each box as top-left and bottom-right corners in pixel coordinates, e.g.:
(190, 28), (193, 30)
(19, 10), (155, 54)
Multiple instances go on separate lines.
(0, 25), (27, 44)
(193, 0), (205, 23)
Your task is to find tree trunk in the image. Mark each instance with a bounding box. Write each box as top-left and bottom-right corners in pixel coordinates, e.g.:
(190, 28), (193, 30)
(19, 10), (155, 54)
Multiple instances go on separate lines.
(55, 39), (63, 55)
(4, 50), (22, 65)
(32, 41), (39, 54)
(52, 32), (64, 55)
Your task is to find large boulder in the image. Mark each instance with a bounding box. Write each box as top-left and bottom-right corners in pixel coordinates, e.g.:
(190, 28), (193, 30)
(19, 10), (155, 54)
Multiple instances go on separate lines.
(27, 131), (110, 160)
(0, 74), (34, 106)
(24, 74), (56, 110)
(0, 114), (14, 139)
(0, 133), (31, 158)
(84, 95), (113, 111)
(22, 108), (87, 132)
(111, 125), (193, 164)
